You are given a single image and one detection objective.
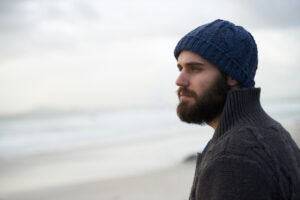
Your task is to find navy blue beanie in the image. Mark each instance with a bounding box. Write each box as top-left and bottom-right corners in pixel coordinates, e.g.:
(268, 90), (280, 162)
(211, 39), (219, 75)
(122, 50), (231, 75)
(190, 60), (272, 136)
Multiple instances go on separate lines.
(174, 19), (258, 88)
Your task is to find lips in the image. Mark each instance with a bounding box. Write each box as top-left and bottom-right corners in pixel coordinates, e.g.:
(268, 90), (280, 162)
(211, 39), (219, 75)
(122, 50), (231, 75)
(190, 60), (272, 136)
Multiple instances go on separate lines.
(180, 92), (192, 98)
(177, 88), (197, 99)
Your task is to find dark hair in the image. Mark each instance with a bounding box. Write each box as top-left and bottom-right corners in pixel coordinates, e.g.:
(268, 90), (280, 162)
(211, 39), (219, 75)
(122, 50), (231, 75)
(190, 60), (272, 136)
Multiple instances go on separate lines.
(219, 70), (242, 89)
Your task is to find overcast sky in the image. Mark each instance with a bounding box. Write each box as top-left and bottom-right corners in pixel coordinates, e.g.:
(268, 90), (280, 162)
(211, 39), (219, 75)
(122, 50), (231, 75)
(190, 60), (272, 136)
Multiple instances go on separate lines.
(0, 0), (300, 115)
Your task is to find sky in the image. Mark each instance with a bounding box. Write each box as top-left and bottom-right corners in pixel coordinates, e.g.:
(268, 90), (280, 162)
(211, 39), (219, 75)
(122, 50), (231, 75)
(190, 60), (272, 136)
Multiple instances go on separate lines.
(0, 0), (300, 115)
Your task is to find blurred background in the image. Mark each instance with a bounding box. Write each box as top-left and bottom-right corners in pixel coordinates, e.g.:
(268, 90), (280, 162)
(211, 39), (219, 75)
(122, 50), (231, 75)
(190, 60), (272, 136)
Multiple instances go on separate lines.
(0, 0), (300, 199)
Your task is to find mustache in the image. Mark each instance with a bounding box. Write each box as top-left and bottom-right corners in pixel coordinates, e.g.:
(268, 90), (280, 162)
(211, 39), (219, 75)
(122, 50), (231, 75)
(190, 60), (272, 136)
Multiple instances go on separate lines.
(177, 87), (197, 98)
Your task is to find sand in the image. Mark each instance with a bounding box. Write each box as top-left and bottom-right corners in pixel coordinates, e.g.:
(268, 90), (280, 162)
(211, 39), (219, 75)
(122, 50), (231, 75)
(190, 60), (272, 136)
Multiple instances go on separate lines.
(1, 161), (196, 200)
(1, 122), (299, 200)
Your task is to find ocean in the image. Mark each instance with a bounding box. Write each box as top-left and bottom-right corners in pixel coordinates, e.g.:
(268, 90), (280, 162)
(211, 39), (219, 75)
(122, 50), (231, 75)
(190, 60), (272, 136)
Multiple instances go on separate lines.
(0, 108), (211, 159)
(0, 100), (299, 196)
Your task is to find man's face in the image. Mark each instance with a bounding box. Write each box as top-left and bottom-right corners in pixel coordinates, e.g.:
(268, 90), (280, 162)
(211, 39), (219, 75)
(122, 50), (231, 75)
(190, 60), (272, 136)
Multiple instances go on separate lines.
(176, 50), (230, 124)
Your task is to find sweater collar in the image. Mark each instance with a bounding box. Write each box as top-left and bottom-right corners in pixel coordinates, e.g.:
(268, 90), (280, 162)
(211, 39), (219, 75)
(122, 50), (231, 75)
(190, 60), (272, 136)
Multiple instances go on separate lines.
(212, 87), (267, 141)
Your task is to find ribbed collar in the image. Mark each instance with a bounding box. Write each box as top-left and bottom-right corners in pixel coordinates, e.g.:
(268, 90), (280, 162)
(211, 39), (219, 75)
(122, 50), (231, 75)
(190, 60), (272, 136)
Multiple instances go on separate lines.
(212, 88), (268, 141)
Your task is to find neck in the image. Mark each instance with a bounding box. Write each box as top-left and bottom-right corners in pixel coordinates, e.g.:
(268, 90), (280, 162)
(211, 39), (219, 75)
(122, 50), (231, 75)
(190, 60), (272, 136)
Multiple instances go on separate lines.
(207, 114), (221, 130)
(212, 88), (268, 141)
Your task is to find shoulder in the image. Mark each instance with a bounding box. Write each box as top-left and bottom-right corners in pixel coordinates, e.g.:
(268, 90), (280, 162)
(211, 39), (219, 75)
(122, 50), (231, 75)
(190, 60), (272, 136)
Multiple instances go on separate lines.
(222, 123), (300, 162)
(199, 127), (279, 195)
(206, 125), (278, 176)
(206, 123), (299, 180)
(209, 126), (269, 159)
(212, 122), (294, 157)
(198, 124), (300, 199)
(197, 135), (279, 199)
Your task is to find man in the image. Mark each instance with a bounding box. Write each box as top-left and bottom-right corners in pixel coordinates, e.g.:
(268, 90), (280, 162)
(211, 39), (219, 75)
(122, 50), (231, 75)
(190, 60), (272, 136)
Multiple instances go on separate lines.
(174, 19), (300, 200)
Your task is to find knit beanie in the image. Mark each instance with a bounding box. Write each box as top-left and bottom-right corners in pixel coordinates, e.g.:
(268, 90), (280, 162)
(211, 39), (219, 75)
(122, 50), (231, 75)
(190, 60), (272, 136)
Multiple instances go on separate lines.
(174, 19), (258, 88)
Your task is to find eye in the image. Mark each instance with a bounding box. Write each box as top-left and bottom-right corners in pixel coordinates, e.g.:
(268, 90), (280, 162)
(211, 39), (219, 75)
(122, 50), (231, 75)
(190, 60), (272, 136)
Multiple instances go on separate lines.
(191, 67), (202, 71)
(178, 66), (183, 71)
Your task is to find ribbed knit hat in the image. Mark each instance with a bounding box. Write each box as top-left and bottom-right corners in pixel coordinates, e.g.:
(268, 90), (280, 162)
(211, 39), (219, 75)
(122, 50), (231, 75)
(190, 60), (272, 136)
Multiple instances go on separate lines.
(174, 19), (258, 88)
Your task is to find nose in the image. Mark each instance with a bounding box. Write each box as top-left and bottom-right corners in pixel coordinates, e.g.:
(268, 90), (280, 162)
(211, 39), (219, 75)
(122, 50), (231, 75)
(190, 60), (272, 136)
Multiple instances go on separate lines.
(176, 71), (189, 87)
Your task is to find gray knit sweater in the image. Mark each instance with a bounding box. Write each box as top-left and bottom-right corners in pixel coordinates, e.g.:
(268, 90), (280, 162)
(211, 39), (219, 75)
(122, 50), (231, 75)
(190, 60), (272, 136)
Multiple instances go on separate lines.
(189, 88), (300, 200)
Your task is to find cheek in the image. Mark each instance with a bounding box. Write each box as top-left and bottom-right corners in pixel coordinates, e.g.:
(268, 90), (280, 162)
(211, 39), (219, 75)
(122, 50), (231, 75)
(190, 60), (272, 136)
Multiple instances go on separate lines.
(190, 75), (211, 94)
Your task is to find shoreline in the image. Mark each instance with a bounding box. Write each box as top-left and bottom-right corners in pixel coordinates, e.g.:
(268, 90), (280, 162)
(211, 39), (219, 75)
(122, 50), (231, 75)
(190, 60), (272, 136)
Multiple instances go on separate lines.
(0, 121), (299, 200)
(1, 161), (196, 200)
(0, 130), (210, 197)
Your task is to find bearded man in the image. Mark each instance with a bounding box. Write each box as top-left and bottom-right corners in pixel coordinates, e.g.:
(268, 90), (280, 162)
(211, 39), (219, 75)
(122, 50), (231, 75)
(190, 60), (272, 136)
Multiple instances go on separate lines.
(174, 19), (300, 200)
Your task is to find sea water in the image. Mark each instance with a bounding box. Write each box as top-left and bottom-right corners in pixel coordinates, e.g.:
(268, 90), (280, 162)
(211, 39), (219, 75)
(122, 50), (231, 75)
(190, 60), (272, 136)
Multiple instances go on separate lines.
(1, 99), (299, 159)
(0, 108), (209, 159)
(0, 107), (213, 195)
(0, 100), (299, 195)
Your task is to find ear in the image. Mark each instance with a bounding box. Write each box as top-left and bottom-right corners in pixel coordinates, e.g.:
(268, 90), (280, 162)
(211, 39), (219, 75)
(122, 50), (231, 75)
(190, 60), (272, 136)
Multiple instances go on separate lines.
(227, 76), (240, 88)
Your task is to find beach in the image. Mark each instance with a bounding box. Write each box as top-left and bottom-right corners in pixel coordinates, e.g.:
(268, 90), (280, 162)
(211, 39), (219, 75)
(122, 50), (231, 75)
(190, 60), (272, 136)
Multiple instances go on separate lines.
(0, 122), (299, 200)
(0, 134), (199, 200)
(0, 122), (210, 200)
(2, 161), (195, 200)
(0, 107), (299, 200)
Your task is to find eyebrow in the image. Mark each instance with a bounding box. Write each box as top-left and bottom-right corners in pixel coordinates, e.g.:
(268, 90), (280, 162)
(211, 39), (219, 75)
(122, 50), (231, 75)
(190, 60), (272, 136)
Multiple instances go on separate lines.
(177, 62), (205, 68)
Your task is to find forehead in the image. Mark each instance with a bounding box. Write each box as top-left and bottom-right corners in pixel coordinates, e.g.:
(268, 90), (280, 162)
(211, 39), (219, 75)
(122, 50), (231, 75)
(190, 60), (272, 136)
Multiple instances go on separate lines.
(177, 50), (222, 74)
(177, 51), (207, 64)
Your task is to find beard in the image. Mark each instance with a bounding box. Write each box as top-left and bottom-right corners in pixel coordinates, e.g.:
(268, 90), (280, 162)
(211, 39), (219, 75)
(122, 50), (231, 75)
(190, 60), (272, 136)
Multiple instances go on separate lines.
(176, 73), (230, 125)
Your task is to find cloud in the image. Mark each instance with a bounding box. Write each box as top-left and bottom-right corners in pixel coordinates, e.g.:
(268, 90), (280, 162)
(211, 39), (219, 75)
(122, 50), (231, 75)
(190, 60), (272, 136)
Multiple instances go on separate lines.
(241, 0), (300, 28)
(254, 27), (300, 99)
(0, 0), (299, 114)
